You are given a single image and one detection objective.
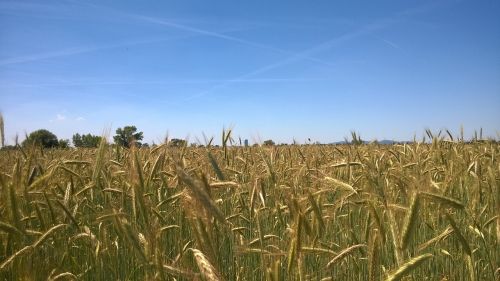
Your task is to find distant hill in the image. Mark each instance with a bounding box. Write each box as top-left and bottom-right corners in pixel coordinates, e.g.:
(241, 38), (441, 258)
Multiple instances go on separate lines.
(378, 140), (397, 145)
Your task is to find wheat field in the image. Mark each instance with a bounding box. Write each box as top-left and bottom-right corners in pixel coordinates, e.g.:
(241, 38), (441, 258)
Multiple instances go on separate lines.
(0, 134), (499, 280)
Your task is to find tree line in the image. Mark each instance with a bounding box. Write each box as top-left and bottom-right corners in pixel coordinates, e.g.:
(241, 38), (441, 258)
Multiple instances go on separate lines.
(4, 125), (194, 149)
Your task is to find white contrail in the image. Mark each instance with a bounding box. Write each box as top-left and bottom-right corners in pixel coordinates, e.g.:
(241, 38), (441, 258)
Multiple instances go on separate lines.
(2, 78), (332, 88)
(185, 19), (394, 101)
(132, 15), (335, 67)
(70, 1), (336, 67)
(0, 37), (171, 66)
(0, 2), (333, 67)
(186, 1), (444, 101)
(0, 3), (253, 67)
(0, 24), (250, 66)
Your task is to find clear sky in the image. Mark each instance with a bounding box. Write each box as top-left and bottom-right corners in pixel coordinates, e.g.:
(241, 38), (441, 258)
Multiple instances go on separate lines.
(1, 0), (499, 145)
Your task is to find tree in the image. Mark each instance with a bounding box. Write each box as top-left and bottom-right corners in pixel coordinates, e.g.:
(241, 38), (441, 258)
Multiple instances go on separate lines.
(263, 139), (275, 146)
(72, 133), (83, 147)
(0, 145), (16, 150)
(23, 129), (59, 148)
(113, 126), (143, 148)
(73, 133), (102, 148)
(168, 138), (187, 147)
(58, 139), (70, 149)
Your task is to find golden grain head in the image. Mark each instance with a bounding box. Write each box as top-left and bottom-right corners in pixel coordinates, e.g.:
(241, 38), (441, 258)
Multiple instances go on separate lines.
(0, 136), (497, 280)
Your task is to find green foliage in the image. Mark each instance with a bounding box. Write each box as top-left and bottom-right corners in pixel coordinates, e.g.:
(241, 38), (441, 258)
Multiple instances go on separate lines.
(168, 138), (186, 147)
(72, 133), (102, 148)
(263, 139), (275, 146)
(0, 145), (17, 150)
(22, 129), (59, 148)
(113, 126), (143, 148)
(58, 139), (70, 149)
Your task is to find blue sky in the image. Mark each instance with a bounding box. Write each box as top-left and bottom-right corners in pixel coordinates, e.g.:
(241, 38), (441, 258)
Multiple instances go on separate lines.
(1, 0), (499, 145)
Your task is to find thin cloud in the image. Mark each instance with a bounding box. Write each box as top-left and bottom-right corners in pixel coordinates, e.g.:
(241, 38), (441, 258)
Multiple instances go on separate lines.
(74, 2), (335, 67)
(0, 37), (182, 66)
(0, 22), (257, 66)
(186, 19), (394, 101)
(0, 2), (62, 13)
(187, 2), (441, 101)
(76, 117), (85, 121)
(49, 113), (66, 122)
(367, 34), (401, 49)
(133, 15), (334, 67)
(1, 77), (332, 88)
(381, 39), (400, 49)
(1, 46), (101, 66)
(2, 2), (339, 68)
